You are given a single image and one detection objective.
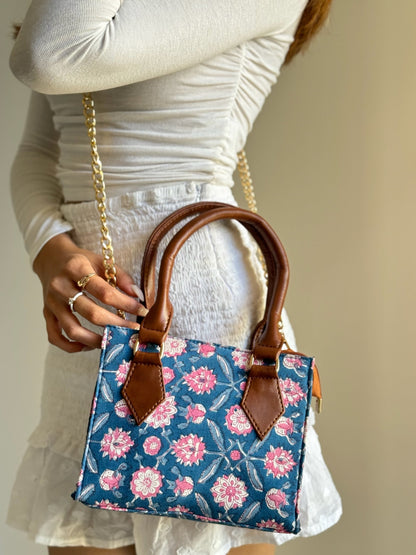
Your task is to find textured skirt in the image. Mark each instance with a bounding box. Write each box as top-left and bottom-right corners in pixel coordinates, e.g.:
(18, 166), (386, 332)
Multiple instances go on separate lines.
(7, 182), (342, 553)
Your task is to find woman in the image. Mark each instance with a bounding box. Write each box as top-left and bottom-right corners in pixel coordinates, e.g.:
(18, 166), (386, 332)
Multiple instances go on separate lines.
(7, 1), (342, 554)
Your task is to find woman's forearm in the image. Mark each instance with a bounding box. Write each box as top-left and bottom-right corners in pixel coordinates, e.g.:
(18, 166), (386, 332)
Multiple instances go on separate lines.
(10, 92), (74, 267)
(10, 0), (308, 94)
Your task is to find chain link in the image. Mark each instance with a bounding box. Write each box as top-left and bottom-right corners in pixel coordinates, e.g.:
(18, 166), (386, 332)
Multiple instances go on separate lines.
(237, 150), (287, 348)
(237, 149), (268, 281)
(82, 93), (125, 318)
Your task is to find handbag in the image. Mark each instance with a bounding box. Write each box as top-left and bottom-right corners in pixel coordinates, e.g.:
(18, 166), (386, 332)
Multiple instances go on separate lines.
(73, 94), (323, 534)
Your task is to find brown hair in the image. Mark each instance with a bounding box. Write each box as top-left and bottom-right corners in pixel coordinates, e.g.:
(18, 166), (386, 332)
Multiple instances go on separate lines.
(285, 0), (333, 64)
(13, 0), (332, 62)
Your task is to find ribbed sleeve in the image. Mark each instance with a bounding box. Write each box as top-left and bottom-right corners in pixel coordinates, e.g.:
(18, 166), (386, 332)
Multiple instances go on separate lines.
(10, 92), (73, 266)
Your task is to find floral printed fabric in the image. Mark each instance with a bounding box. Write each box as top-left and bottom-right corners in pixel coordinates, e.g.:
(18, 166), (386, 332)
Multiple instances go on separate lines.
(74, 326), (314, 534)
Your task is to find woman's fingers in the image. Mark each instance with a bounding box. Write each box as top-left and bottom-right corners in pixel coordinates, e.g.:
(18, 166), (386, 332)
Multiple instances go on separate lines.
(44, 307), (85, 353)
(113, 264), (140, 298)
(58, 306), (103, 348)
(83, 274), (144, 316)
(71, 292), (141, 330)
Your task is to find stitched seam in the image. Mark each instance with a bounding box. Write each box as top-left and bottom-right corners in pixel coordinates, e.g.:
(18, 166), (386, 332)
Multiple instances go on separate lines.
(123, 362), (165, 423)
(243, 376), (284, 439)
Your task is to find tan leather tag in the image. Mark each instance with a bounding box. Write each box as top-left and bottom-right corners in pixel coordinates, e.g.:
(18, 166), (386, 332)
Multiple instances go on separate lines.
(241, 365), (284, 441)
(122, 352), (165, 426)
(312, 361), (322, 401)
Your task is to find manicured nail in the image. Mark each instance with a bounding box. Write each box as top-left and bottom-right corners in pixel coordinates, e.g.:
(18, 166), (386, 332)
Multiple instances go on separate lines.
(131, 284), (144, 302)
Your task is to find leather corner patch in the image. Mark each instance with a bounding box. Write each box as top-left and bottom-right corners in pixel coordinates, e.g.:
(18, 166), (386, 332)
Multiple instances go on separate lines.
(122, 359), (165, 426)
(241, 365), (284, 440)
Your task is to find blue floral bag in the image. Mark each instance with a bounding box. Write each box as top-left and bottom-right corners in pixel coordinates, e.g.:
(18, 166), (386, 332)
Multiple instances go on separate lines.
(74, 204), (321, 534)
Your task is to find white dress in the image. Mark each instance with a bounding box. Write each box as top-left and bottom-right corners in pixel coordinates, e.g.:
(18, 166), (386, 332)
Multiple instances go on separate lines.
(7, 1), (342, 552)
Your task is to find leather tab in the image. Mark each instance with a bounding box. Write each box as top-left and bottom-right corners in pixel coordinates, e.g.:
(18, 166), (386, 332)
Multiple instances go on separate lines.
(122, 351), (165, 425)
(241, 365), (284, 441)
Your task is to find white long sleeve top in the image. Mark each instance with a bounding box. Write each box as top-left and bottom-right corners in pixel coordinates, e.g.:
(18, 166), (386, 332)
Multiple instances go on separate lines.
(9, 0), (308, 265)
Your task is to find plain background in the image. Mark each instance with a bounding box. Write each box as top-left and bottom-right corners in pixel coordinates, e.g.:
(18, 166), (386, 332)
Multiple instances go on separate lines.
(1, 1), (415, 554)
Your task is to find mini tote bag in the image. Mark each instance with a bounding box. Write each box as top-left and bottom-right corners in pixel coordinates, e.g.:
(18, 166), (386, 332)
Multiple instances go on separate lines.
(73, 94), (322, 535)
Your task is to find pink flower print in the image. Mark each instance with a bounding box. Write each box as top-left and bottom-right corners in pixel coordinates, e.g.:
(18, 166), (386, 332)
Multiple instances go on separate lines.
(282, 354), (303, 370)
(256, 519), (287, 533)
(116, 361), (131, 386)
(186, 403), (206, 424)
(95, 499), (126, 511)
(99, 469), (122, 491)
(101, 329), (112, 348)
(114, 399), (132, 418)
(184, 367), (217, 395)
(162, 366), (175, 385)
(240, 381), (246, 391)
(198, 343), (216, 357)
(143, 436), (162, 456)
(76, 468), (84, 487)
(130, 467), (163, 500)
(231, 350), (251, 369)
(100, 428), (134, 460)
(164, 337), (187, 357)
(225, 405), (253, 436)
(145, 393), (177, 428)
(211, 474), (248, 511)
(128, 333), (139, 350)
(264, 447), (296, 479)
(230, 450), (241, 461)
(168, 505), (190, 513)
(280, 378), (306, 407)
(174, 476), (194, 497)
(172, 434), (206, 466)
(274, 416), (295, 438)
(265, 488), (289, 511)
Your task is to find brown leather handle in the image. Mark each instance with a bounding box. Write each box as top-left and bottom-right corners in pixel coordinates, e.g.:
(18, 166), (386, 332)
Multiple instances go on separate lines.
(139, 206), (289, 361)
(124, 205), (290, 438)
(140, 202), (231, 308)
(140, 202), (278, 320)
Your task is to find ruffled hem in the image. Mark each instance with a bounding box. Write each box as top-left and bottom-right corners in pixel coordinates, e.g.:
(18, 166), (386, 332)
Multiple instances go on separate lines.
(27, 427), (85, 462)
(6, 444), (135, 548)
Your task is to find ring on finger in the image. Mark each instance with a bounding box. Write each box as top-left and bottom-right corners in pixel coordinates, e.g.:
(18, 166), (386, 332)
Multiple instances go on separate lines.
(77, 272), (96, 290)
(68, 291), (84, 314)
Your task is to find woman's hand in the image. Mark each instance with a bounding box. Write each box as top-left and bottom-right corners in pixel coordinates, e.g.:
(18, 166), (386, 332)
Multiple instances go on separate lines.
(33, 233), (146, 353)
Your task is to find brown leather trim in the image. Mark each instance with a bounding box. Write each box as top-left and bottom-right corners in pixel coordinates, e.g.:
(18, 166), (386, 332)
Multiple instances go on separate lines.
(241, 364), (284, 441)
(312, 361), (322, 401)
(122, 351), (165, 425)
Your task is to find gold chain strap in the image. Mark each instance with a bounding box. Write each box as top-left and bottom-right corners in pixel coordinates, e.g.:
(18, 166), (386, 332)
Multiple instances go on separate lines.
(82, 93), (126, 318)
(82, 93), (118, 287)
(237, 150), (287, 345)
(237, 150), (268, 281)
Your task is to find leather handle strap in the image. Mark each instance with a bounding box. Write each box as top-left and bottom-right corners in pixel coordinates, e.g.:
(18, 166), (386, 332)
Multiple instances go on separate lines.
(141, 201), (231, 308)
(140, 201), (277, 314)
(140, 206), (289, 360)
(123, 205), (289, 439)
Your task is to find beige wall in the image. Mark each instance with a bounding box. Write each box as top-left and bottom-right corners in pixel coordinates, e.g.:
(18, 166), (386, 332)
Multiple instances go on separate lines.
(1, 1), (415, 554)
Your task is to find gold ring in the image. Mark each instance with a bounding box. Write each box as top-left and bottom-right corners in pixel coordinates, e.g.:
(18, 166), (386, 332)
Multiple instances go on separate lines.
(77, 272), (96, 289)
